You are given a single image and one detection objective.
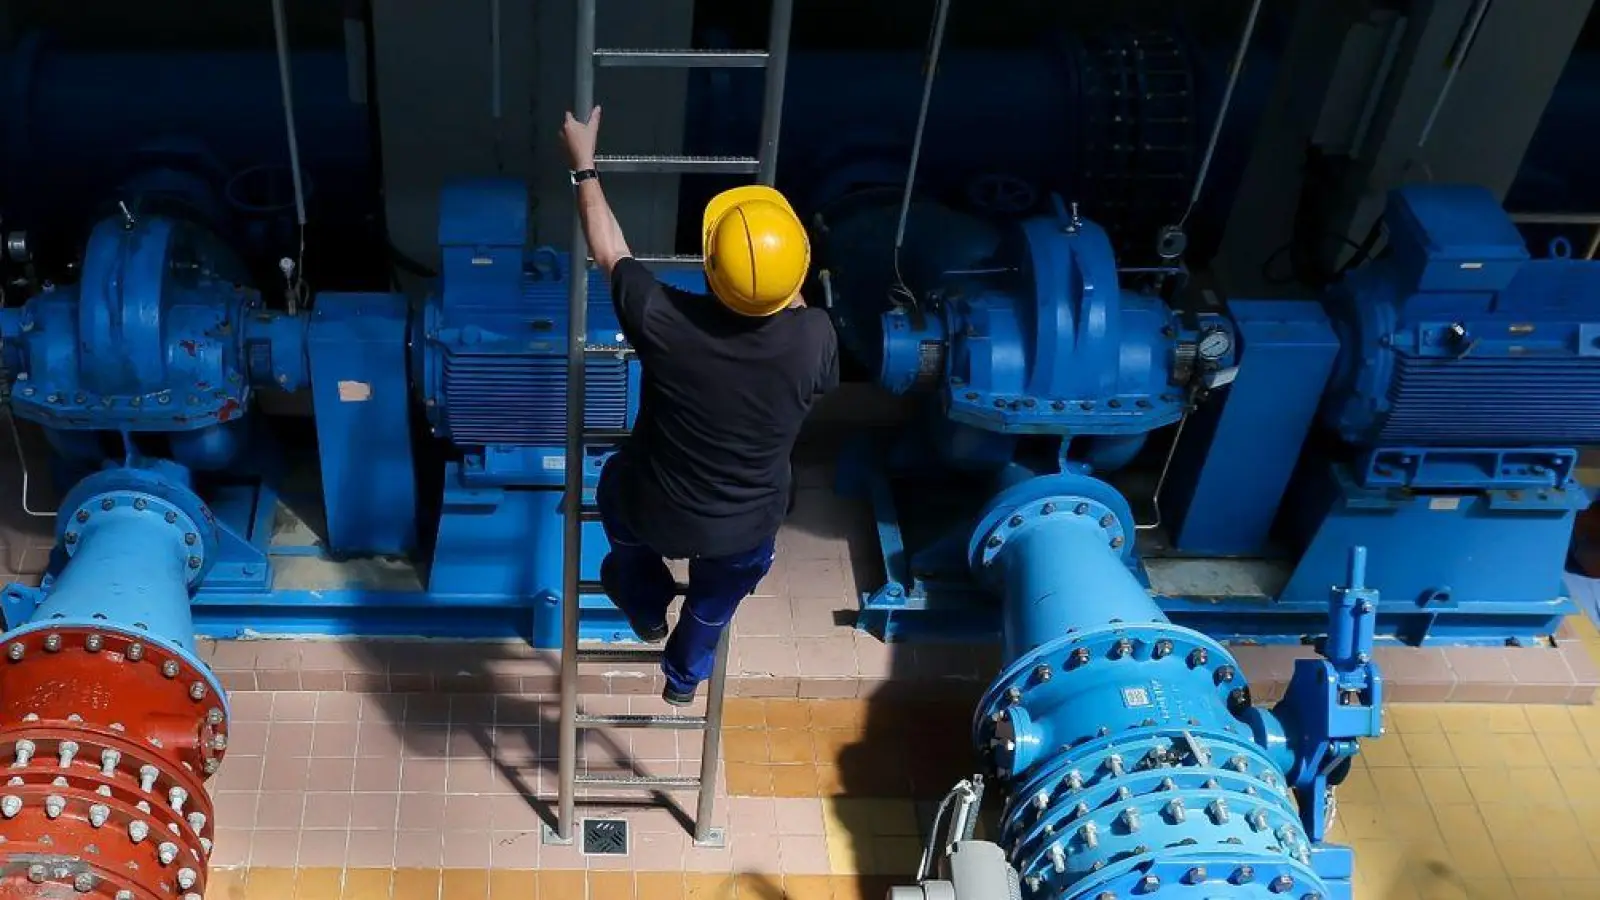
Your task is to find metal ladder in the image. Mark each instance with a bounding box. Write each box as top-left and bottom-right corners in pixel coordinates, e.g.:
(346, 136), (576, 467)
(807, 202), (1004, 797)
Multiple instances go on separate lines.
(548, 0), (795, 848)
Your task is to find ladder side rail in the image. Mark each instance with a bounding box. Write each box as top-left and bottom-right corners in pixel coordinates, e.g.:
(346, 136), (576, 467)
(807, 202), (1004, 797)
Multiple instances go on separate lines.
(556, 0), (600, 846)
(756, 0), (795, 186)
(692, 628), (734, 844)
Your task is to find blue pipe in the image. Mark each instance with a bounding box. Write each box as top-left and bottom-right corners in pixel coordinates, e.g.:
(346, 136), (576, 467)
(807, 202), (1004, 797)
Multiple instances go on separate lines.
(687, 39), (1600, 228)
(21, 464), (222, 655)
(967, 472), (1334, 898)
(2, 32), (372, 236)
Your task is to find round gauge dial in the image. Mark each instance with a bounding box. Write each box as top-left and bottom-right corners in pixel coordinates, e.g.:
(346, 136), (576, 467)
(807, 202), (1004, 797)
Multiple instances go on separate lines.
(1198, 328), (1232, 361)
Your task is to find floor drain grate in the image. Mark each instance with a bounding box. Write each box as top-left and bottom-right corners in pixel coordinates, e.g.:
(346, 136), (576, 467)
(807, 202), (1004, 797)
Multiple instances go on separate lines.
(581, 818), (630, 856)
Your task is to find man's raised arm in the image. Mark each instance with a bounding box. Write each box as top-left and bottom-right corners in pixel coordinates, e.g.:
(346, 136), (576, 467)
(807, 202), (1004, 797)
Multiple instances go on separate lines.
(560, 106), (633, 281)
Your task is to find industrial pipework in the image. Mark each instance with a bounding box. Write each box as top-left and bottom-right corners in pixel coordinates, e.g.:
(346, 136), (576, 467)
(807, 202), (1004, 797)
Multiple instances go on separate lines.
(0, 462), (229, 898)
(891, 471), (1381, 899)
(823, 191), (1235, 639)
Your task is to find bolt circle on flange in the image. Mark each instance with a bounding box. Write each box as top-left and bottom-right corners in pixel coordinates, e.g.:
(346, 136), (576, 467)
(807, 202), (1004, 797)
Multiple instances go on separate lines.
(0, 624), (227, 899)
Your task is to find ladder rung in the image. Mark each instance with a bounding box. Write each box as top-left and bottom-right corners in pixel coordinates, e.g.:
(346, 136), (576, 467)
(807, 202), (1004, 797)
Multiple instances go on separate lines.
(588, 253), (705, 270)
(596, 154), (760, 175)
(574, 645), (664, 663)
(583, 427), (631, 443)
(595, 48), (769, 69)
(576, 713), (708, 730)
(576, 774), (701, 789)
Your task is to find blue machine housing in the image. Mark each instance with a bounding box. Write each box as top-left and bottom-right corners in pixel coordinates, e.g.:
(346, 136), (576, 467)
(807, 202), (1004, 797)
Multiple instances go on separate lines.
(2, 176), (717, 646)
(0, 201), (419, 634)
(1162, 184), (1591, 645)
(416, 179), (709, 645)
(825, 193), (1235, 638)
(965, 471), (1380, 899)
(836, 182), (1584, 647)
(0, 208), (307, 599)
(2, 31), (375, 264)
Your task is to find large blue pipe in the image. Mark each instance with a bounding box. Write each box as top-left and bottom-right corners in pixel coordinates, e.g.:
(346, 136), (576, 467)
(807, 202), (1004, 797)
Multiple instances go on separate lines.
(1, 33), (373, 239)
(687, 39), (1600, 232)
(25, 463), (223, 659)
(0, 461), (233, 896)
(968, 472), (1343, 898)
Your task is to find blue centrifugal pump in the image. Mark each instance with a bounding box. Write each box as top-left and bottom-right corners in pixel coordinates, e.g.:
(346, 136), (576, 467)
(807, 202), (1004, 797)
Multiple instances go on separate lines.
(0, 177), (706, 642)
(890, 473), (1381, 899)
(825, 180), (1596, 647)
(821, 188), (1236, 636)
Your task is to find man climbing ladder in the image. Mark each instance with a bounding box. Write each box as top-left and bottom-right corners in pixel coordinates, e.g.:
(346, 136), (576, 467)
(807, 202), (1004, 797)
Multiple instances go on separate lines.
(559, 105), (839, 705)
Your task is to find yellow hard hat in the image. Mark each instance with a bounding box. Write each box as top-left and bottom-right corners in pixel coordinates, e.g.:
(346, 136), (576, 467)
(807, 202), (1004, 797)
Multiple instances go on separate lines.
(701, 185), (811, 317)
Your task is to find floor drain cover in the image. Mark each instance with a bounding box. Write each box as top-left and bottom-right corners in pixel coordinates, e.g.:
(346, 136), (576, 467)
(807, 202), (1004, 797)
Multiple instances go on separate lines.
(581, 818), (630, 856)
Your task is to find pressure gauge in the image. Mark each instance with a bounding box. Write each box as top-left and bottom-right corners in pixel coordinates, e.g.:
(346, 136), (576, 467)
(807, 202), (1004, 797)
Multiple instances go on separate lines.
(1197, 328), (1232, 361)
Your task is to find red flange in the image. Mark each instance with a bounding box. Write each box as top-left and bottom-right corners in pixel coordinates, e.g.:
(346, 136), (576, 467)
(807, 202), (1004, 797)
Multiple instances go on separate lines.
(0, 626), (227, 898)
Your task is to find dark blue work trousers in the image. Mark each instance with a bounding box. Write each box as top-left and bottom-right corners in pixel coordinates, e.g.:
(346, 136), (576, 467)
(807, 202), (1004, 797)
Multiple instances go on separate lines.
(595, 460), (776, 695)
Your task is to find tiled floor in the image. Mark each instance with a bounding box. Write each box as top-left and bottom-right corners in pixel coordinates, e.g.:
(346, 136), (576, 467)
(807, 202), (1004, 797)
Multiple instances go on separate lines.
(189, 616), (1600, 899)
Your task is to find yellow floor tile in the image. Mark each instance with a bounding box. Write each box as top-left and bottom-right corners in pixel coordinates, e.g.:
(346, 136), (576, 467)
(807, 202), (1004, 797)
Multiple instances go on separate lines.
(296, 868), (344, 900)
(393, 869), (444, 900)
(1401, 731), (1459, 767)
(441, 869), (490, 900)
(635, 872), (687, 900)
(342, 870), (394, 900)
(1361, 734), (1412, 768)
(590, 871), (636, 900)
(824, 798), (920, 837)
(684, 873), (739, 900)
(780, 875), (835, 900)
(245, 869), (299, 900)
(538, 870), (586, 900)
(209, 869), (250, 900)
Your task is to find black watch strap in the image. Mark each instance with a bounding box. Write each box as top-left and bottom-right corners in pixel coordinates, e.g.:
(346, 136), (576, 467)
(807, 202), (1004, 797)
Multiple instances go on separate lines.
(570, 168), (600, 187)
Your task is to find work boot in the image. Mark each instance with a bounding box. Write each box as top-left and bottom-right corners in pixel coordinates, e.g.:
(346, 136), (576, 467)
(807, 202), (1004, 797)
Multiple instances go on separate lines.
(600, 557), (668, 643)
(662, 684), (696, 707)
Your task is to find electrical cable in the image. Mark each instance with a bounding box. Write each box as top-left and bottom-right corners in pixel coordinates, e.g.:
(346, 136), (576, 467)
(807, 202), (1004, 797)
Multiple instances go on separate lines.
(1176, 0), (1264, 230)
(889, 0), (953, 308)
(271, 0), (310, 311)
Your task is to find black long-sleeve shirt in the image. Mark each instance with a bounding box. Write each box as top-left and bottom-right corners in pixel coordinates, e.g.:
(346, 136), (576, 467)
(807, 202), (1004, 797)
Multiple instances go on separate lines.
(604, 257), (839, 559)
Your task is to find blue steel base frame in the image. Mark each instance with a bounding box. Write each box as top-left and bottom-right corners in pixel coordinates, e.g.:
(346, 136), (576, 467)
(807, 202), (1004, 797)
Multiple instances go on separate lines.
(965, 472), (1379, 899)
(841, 433), (1578, 647)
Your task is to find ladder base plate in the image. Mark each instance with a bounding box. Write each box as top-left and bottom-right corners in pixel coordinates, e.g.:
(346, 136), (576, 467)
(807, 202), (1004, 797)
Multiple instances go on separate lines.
(691, 826), (727, 849)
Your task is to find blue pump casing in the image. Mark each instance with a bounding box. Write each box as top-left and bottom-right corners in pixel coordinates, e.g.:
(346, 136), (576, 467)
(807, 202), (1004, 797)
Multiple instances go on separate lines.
(878, 208), (1193, 438)
(967, 472), (1379, 899)
(820, 193), (1229, 471)
(2, 213), (292, 446)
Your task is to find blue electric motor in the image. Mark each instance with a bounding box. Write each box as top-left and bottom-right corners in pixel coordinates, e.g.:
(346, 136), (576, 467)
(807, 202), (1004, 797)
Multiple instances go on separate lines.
(1324, 184), (1600, 451)
(967, 472), (1380, 899)
(414, 179), (708, 644)
(1163, 183), (1594, 645)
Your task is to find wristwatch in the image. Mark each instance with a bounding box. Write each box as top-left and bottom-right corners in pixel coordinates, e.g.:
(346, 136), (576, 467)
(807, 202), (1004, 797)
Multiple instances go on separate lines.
(570, 168), (600, 187)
